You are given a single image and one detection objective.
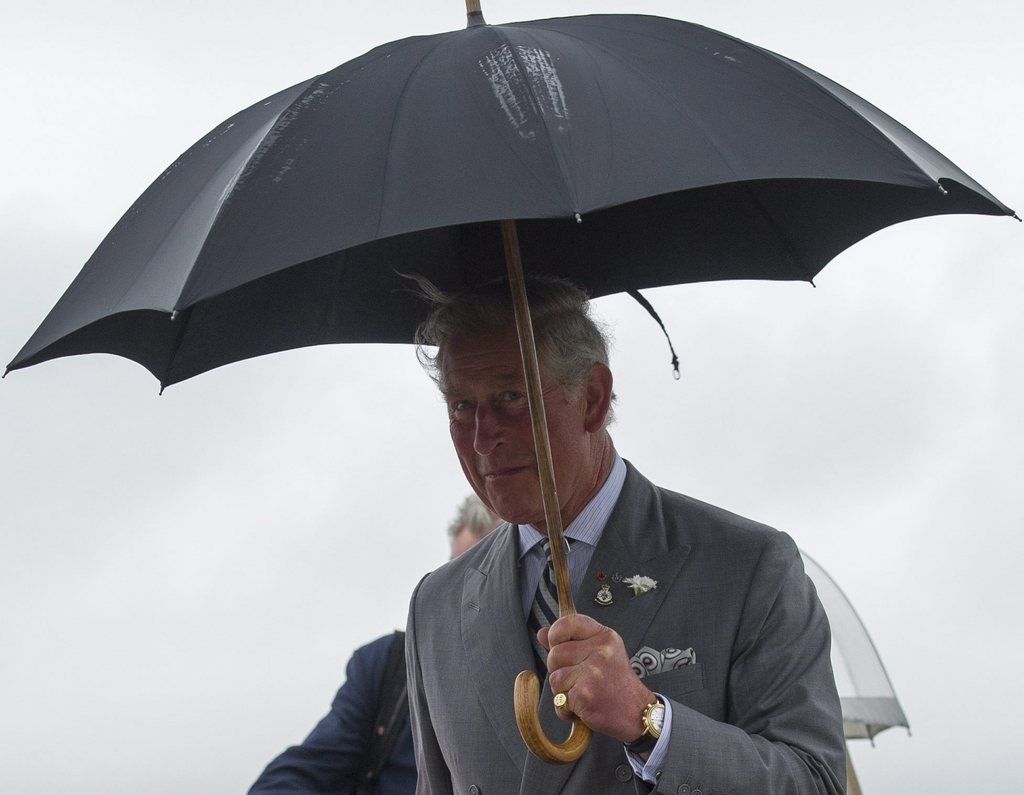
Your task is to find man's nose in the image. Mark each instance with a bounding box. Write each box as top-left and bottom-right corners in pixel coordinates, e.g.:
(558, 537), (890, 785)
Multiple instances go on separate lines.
(473, 403), (504, 455)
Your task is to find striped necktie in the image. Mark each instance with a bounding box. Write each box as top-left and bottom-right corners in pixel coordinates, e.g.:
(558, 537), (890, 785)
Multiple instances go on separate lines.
(527, 537), (572, 674)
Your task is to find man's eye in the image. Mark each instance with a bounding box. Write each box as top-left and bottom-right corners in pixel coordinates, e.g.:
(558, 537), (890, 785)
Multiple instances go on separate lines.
(451, 399), (473, 413)
(501, 391), (525, 402)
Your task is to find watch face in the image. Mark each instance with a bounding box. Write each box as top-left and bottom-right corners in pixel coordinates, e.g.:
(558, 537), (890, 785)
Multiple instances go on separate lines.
(649, 704), (666, 733)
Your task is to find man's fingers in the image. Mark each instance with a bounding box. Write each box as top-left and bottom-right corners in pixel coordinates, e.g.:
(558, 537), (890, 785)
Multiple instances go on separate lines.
(547, 613), (603, 646)
(547, 659), (583, 697)
(551, 681), (588, 721)
(545, 615), (627, 674)
(546, 637), (589, 673)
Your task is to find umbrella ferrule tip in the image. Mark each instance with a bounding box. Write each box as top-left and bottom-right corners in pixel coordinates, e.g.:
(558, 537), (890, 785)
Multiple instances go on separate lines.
(574, 212), (583, 224)
(170, 310), (179, 321)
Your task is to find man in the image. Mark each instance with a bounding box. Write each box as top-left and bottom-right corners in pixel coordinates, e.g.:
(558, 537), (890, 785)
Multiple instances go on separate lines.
(405, 277), (846, 793)
(249, 496), (497, 794)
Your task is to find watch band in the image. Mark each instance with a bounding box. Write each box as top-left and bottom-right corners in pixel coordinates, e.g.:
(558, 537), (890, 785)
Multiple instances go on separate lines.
(625, 731), (659, 755)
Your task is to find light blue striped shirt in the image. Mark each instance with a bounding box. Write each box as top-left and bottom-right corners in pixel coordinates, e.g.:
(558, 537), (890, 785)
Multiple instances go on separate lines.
(517, 455), (626, 618)
(515, 454), (671, 784)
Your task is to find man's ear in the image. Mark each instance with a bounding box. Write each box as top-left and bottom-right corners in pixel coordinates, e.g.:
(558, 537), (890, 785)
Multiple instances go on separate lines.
(582, 362), (613, 433)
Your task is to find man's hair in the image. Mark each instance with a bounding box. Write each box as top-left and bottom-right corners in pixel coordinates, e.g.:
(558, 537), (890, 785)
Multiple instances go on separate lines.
(412, 274), (612, 402)
(447, 494), (500, 542)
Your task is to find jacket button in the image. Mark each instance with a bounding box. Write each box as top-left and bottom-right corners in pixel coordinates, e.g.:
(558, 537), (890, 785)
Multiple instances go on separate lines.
(677, 786), (691, 795)
(614, 764), (633, 782)
(469, 786), (480, 795)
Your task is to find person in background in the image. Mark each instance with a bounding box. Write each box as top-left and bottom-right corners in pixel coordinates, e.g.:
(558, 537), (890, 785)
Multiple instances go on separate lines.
(249, 496), (497, 794)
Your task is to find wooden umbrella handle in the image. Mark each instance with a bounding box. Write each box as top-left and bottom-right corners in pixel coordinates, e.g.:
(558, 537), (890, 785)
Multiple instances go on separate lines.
(514, 671), (593, 764)
(502, 219), (591, 764)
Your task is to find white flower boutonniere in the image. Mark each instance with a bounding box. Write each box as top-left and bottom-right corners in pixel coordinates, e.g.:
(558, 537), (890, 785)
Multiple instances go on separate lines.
(623, 574), (658, 596)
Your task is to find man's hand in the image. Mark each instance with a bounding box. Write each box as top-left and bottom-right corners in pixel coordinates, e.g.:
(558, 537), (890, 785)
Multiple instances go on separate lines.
(538, 614), (655, 744)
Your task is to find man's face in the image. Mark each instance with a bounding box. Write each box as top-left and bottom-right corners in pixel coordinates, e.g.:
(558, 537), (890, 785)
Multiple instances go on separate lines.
(442, 329), (609, 530)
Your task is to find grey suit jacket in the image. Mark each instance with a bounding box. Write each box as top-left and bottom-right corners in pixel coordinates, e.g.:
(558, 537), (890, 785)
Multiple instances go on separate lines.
(406, 463), (845, 794)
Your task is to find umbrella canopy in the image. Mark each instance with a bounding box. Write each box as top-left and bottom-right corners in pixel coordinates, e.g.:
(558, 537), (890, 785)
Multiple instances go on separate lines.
(7, 13), (1014, 388)
(800, 550), (910, 742)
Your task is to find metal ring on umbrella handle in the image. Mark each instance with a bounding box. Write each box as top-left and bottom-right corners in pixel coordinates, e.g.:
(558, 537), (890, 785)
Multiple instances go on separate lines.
(514, 670), (592, 764)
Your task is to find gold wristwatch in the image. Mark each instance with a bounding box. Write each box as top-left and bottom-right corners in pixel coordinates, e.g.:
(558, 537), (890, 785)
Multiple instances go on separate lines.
(625, 696), (666, 754)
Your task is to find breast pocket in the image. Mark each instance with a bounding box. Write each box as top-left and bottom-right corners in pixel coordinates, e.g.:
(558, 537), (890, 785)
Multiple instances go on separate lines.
(643, 662), (705, 699)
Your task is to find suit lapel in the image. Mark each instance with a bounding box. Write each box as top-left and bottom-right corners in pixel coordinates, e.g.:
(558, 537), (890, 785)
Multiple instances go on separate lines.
(578, 464), (691, 656)
(461, 524), (534, 772)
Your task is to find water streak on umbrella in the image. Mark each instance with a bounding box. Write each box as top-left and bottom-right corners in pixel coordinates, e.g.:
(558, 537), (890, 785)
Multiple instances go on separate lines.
(480, 44), (571, 141)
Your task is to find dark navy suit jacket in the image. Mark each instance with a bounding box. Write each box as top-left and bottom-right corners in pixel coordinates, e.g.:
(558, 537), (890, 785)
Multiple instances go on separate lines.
(250, 633), (416, 794)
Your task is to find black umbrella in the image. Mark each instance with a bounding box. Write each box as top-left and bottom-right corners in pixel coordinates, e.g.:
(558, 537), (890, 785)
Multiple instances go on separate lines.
(8, 3), (1014, 764)
(7, 11), (1013, 387)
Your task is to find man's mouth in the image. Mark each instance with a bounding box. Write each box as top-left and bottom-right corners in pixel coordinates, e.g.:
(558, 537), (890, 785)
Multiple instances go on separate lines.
(481, 465), (532, 480)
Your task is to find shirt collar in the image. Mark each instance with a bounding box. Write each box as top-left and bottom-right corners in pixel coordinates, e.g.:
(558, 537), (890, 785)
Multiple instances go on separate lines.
(517, 454), (626, 558)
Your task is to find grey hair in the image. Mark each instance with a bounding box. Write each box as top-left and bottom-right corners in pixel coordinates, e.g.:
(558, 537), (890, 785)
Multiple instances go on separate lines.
(411, 274), (613, 404)
(446, 494), (500, 542)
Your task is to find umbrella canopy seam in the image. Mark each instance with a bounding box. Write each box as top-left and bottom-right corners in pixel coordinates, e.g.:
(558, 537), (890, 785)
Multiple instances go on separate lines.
(374, 30), (466, 239)
(566, 15), (950, 196)
(749, 43), (988, 202)
(177, 77), (340, 307)
(162, 118), (299, 314)
(524, 13), (825, 274)
(493, 24), (583, 214)
(534, 22), (812, 273)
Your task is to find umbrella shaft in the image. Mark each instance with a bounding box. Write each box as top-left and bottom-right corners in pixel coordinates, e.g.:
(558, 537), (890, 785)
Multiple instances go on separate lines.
(501, 219), (576, 619)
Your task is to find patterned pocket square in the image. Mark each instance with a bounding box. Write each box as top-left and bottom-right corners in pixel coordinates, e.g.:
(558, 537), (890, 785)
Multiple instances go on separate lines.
(629, 646), (697, 679)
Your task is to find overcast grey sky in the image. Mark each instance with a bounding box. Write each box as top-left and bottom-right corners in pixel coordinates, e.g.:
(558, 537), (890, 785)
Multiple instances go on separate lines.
(1, 1), (1021, 792)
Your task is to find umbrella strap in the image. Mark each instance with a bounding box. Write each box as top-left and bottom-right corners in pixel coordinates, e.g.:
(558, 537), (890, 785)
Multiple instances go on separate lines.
(627, 290), (680, 380)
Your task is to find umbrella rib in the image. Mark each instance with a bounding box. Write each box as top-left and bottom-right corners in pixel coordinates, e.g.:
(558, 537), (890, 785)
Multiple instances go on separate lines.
(41, 90), (310, 352)
(374, 27), (577, 232)
(161, 305), (193, 391)
(701, 22), (972, 191)
(538, 24), (811, 274)
(531, 24), (748, 186)
(172, 77), (323, 310)
(165, 129), (282, 308)
(48, 95), (309, 331)
(495, 26), (582, 214)
(502, 20), (620, 210)
(465, 44), (582, 216)
(562, 41), (618, 211)
(756, 52), (947, 188)
(373, 32), (463, 239)
(560, 17), (913, 167)
(549, 19), (936, 189)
